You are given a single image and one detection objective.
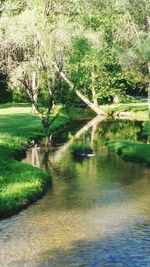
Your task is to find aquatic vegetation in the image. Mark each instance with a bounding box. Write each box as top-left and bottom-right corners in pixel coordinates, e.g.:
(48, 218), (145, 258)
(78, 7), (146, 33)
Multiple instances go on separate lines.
(71, 142), (93, 156)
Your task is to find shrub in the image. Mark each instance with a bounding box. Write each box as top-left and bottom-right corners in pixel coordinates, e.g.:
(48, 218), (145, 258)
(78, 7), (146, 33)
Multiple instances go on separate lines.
(71, 142), (93, 155)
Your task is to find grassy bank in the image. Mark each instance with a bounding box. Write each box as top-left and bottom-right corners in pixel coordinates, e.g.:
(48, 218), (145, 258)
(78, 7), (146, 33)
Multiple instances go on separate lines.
(104, 101), (148, 121)
(108, 141), (150, 166)
(0, 105), (51, 218)
(0, 156), (50, 218)
(107, 106), (150, 166)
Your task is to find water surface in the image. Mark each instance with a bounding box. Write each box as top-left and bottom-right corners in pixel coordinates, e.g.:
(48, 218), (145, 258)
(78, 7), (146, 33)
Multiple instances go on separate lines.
(0, 118), (150, 267)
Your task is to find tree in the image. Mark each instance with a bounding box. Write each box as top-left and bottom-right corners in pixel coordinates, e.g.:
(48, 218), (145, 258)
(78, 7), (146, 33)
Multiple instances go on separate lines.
(52, 0), (137, 112)
(113, 0), (150, 116)
(1, 0), (148, 126)
(0, 0), (72, 137)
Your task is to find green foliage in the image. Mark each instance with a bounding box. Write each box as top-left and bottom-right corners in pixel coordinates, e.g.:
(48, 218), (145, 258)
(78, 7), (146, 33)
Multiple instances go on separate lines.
(98, 120), (141, 143)
(141, 121), (150, 141)
(48, 113), (69, 135)
(113, 0), (150, 98)
(71, 141), (93, 155)
(0, 0), (149, 115)
(69, 37), (92, 92)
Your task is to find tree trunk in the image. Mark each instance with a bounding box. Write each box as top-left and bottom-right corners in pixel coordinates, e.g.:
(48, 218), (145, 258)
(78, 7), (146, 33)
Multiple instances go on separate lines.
(75, 90), (105, 115)
(147, 62), (150, 118)
(92, 71), (99, 107)
(53, 62), (106, 115)
(113, 95), (120, 104)
(147, 19), (150, 118)
(31, 72), (38, 115)
(148, 83), (150, 119)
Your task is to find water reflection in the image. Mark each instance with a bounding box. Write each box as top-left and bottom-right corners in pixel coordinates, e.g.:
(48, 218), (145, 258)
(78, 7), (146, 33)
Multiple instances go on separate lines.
(0, 118), (149, 267)
(24, 118), (142, 169)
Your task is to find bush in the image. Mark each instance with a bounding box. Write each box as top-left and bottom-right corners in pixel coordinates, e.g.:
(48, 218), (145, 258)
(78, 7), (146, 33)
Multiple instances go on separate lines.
(71, 142), (93, 155)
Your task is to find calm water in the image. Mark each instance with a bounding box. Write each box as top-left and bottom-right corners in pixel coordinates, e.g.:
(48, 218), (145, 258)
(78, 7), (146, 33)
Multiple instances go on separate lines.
(0, 118), (150, 267)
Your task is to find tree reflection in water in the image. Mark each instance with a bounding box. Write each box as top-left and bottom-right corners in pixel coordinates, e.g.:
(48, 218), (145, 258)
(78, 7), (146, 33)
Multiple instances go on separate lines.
(23, 117), (141, 171)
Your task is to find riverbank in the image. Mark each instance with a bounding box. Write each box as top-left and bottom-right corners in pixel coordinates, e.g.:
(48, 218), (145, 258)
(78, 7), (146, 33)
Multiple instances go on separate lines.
(0, 105), (50, 218)
(105, 101), (150, 166)
(108, 140), (150, 166)
(108, 121), (150, 166)
(104, 101), (149, 121)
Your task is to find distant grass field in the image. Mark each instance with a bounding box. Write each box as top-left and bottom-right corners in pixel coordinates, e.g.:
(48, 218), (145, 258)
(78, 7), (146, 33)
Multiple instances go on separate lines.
(104, 101), (149, 121)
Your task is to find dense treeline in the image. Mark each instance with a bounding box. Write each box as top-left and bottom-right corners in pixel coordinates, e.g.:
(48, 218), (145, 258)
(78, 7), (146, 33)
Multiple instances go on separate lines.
(0, 0), (150, 132)
(0, 74), (12, 103)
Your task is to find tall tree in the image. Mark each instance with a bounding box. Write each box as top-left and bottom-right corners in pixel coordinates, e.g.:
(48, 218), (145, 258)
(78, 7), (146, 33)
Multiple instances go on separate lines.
(113, 0), (150, 116)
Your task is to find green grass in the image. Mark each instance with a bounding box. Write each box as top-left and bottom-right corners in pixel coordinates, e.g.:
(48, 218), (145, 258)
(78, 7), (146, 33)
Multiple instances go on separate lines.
(0, 114), (43, 152)
(0, 156), (50, 217)
(108, 140), (150, 165)
(65, 106), (95, 120)
(71, 142), (93, 155)
(0, 105), (51, 218)
(104, 101), (148, 121)
(107, 107), (150, 166)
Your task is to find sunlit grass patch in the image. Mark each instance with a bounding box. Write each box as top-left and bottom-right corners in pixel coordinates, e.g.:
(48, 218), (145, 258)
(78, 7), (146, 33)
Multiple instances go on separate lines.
(0, 157), (50, 217)
(0, 104), (51, 218)
(104, 102), (148, 121)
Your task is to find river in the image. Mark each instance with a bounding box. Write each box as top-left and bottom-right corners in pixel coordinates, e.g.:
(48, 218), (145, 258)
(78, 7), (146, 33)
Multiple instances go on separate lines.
(0, 118), (150, 267)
